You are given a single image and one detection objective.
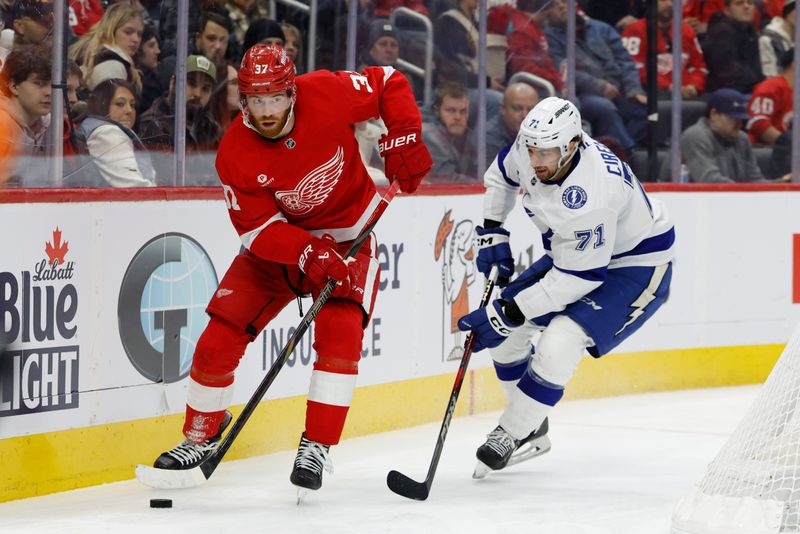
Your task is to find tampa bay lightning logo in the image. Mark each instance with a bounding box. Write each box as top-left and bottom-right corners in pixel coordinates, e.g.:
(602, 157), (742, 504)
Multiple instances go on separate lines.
(562, 185), (587, 209)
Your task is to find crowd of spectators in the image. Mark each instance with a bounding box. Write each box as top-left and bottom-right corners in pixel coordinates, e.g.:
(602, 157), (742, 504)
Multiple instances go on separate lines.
(0, 0), (796, 187)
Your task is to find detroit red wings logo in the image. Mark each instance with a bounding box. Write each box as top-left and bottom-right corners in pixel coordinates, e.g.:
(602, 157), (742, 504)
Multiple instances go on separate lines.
(275, 146), (344, 215)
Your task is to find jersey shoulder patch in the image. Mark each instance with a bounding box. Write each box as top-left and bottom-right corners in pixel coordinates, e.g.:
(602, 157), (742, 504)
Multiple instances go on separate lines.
(562, 185), (588, 209)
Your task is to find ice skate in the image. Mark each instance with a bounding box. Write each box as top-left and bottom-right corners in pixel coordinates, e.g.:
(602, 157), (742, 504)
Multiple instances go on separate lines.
(152, 411), (232, 470)
(290, 433), (333, 504)
(473, 418), (551, 479)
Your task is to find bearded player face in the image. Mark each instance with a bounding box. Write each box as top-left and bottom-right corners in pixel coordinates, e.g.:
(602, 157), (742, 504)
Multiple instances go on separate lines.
(245, 91), (293, 138)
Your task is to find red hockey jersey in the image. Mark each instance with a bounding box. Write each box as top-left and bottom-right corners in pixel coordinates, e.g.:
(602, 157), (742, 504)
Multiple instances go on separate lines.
(215, 67), (419, 264)
(69, 0), (104, 37)
(748, 75), (793, 143)
(621, 19), (708, 92)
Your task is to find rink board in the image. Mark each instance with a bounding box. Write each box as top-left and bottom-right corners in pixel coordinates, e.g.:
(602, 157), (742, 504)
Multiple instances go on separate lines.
(0, 185), (798, 501)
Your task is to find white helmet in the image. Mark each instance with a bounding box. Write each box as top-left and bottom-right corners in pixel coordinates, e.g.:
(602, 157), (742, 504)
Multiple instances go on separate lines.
(514, 97), (583, 175)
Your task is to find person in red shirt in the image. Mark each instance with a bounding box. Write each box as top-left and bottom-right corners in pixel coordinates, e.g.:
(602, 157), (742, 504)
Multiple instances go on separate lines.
(683, 0), (725, 35)
(490, 0), (564, 94)
(151, 45), (432, 494)
(748, 48), (794, 144)
(69, 0), (104, 37)
(621, 0), (708, 98)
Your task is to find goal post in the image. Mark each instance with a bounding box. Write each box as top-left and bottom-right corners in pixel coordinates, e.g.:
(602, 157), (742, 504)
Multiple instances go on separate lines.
(672, 323), (800, 534)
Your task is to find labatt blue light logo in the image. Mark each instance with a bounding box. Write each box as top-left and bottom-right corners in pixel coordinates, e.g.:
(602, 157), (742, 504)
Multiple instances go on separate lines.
(0, 228), (80, 416)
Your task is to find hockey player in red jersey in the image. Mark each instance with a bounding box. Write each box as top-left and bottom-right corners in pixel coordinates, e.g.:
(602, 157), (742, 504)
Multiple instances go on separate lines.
(152, 45), (432, 493)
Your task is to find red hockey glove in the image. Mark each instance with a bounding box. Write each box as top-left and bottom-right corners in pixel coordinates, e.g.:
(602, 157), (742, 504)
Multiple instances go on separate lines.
(298, 234), (350, 294)
(379, 130), (432, 194)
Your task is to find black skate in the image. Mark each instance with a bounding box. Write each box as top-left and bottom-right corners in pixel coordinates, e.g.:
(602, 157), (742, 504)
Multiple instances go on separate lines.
(473, 418), (551, 479)
(153, 411), (232, 470)
(290, 433), (333, 503)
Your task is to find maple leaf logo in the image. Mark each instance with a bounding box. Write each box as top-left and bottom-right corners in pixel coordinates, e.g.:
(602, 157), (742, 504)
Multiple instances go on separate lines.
(45, 227), (69, 265)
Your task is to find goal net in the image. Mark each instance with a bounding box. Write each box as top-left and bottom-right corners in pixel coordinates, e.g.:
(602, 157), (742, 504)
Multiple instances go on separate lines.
(672, 324), (800, 534)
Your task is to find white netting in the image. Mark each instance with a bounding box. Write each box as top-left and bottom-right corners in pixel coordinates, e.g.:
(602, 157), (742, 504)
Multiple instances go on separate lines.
(672, 324), (800, 534)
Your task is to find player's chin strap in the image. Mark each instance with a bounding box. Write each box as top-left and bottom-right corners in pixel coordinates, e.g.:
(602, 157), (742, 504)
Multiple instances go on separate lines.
(553, 142), (579, 178)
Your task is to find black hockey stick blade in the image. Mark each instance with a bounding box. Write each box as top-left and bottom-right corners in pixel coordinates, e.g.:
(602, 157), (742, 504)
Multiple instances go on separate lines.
(386, 469), (430, 501)
(136, 182), (402, 490)
(386, 266), (499, 501)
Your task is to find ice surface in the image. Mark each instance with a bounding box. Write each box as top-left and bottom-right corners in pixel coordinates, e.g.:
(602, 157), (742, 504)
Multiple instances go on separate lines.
(0, 386), (757, 534)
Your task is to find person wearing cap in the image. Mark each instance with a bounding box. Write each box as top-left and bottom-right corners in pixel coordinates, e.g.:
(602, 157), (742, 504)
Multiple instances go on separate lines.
(748, 48), (794, 145)
(9, 0), (53, 47)
(672, 88), (765, 182)
(241, 18), (284, 56)
(759, 0), (796, 77)
(358, 20), (422, 101)
(226, 0), (271, 48)
(138, 55), (220, 184)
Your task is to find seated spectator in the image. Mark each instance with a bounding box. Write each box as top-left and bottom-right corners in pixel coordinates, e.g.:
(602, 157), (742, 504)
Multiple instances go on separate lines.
(422, 83), (479, 183)
(73, 79), (155, 188)
(226, 0), (270, 48)
(489, 0), (564, 94)
(68, 3), (145, 93)
(586, 0), (646, 32)
(704, 0), (765, 94)
(759, 0), (795, 77)
(358, 21), (423, 102)
(68, 0), (104, 37)
(195, 10), (232, 65)
(8, 0), (53, 48)
(544, 0), (647, 152)
(683, 0), (724, 37)
(748, 48), (794, 145)
(139, 55), (220, 185)
(210, 63), (240, 134)
(486, 82), (539, 164)
(281, 22), (304, 73)
(159, 0), (240, 60)
(241, 18), (284, 56)
(622, 0), (708, 98)
(0, 44), (51, 187)
(434, 0), (505, 116)
(0, 96), (20, 186)
(766, 126), (794, 178)
(135, 23), (162, 114)
(671, 88), (766, 182)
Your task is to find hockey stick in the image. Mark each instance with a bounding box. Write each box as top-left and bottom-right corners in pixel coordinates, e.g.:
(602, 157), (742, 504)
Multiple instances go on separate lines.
(136, 180), (401, 489)
(386, 265), (499, 501)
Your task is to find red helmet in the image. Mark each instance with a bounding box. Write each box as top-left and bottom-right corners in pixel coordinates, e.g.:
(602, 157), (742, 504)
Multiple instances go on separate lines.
(238, 44), (296, 95)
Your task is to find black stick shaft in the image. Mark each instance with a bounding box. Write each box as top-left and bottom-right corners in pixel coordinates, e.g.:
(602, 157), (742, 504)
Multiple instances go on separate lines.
(414, 267), (498, 492)
(202, 181), (401, 478)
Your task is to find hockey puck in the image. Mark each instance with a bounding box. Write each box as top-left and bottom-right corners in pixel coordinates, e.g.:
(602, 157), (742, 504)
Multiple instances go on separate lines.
(149, 498), (172, 508)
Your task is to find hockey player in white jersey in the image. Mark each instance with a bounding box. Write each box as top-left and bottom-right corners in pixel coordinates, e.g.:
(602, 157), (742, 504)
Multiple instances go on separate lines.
(457, 96), (675, 476)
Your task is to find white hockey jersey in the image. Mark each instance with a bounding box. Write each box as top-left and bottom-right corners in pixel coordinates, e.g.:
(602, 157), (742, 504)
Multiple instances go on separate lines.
(484, 136), (675, 320)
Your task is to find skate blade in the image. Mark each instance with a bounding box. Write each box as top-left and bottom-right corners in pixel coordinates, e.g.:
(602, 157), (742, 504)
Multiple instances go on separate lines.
(135, 464), (208, 489)
(507, 435), (552, 468)
(296, 487), (311, 505)
(472, 461), (492, 479)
